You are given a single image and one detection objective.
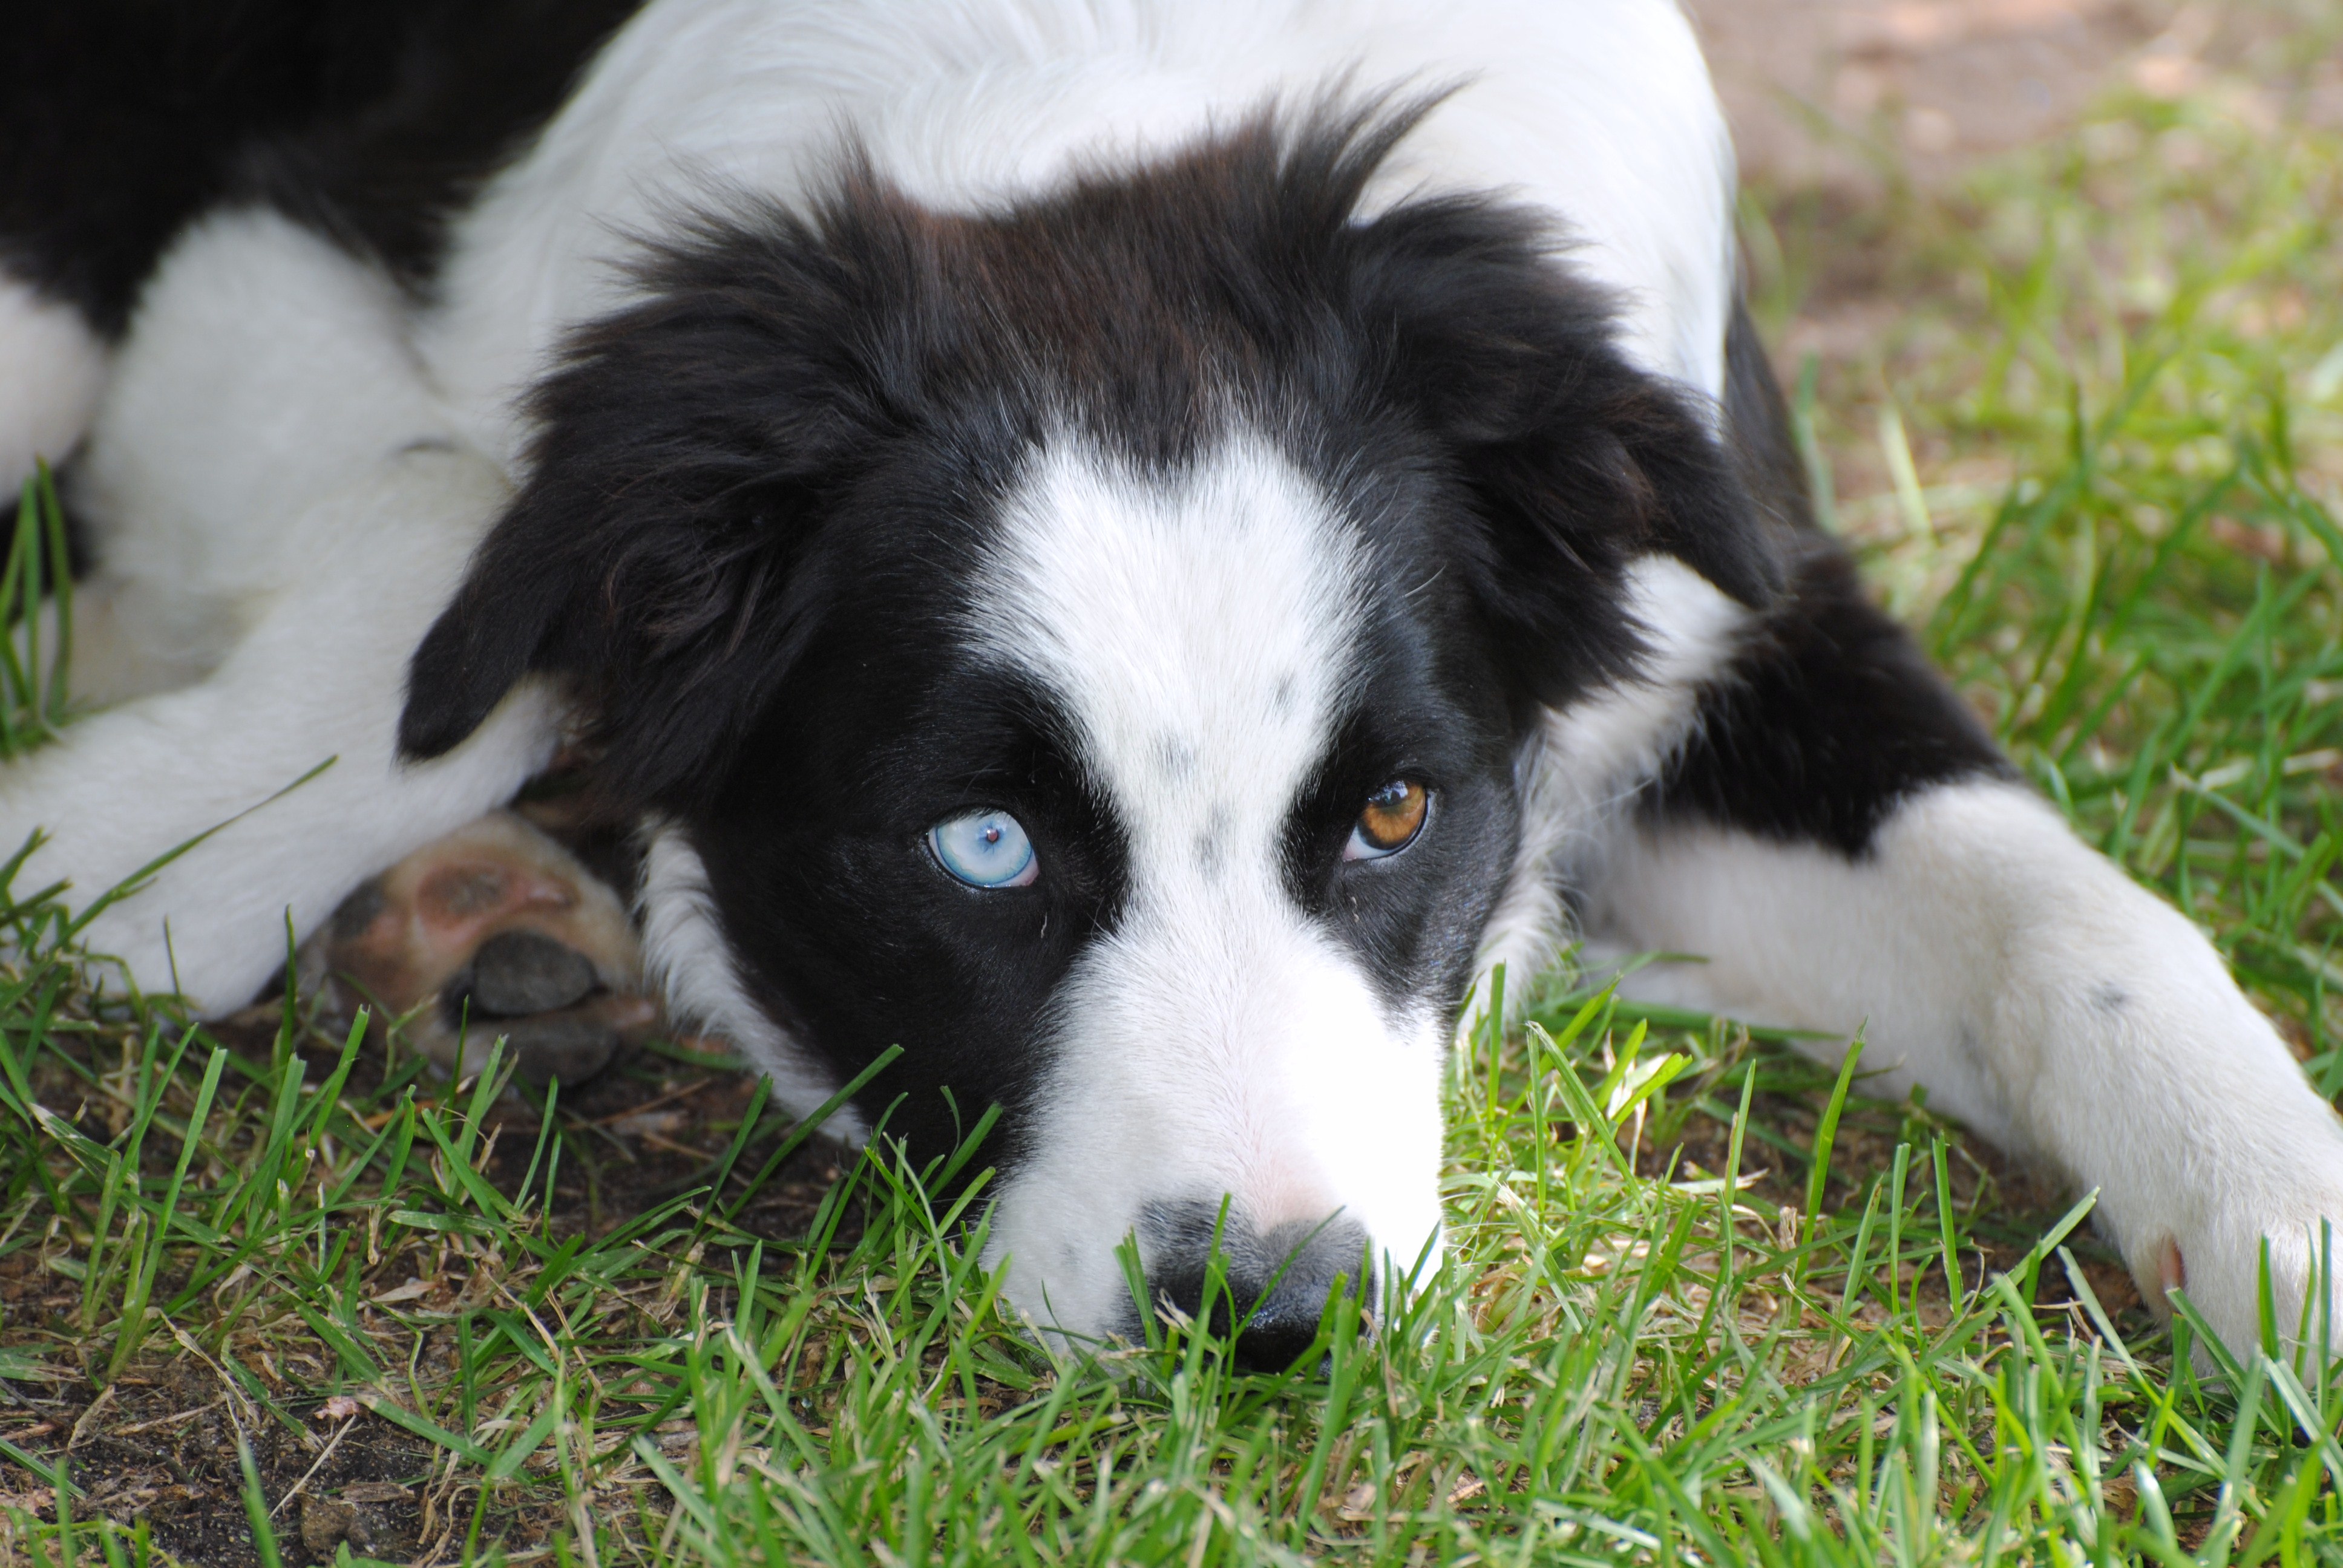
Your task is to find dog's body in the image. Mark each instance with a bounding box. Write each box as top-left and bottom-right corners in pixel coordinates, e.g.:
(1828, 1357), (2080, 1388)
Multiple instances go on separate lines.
(6, 0), (2340, 1362)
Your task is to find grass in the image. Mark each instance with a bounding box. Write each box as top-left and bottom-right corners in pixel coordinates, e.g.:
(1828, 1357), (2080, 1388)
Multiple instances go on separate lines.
(6, 20), (2343, 1564)
(1, 463), (75, 759)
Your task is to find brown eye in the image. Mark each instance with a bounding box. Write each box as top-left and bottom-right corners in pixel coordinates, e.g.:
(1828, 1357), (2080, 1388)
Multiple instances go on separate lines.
(1346, 779), (1428, 860)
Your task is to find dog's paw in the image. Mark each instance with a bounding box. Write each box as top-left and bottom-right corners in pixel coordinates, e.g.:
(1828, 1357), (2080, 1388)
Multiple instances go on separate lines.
(304, 810), (658, 1084)
(2124, 1171), (2343, 1365)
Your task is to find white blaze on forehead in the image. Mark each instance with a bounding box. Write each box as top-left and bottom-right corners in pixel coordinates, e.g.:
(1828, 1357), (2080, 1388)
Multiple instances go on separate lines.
(968, 433), (1447, 1341)
(972, 433), (1363, 863)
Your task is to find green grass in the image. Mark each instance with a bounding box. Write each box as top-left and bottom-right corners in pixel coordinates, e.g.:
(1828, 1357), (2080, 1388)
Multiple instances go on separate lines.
(1, 462), (76, 759)
(7, 28), (2343, 1566)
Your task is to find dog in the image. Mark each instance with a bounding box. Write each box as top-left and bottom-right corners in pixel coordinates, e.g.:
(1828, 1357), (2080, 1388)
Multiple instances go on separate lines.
(5, 0), (2339, 1367)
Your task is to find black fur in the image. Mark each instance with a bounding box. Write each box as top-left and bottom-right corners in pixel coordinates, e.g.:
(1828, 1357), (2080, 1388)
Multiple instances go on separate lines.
(400, 100), (1780, 795)
(1653, 542), (2015, 855)
(1278, 605), (1520, 1020)
(1653, 306), (2014, 855)
(397, 101), (1783, 1163)
(0, 0), (640, 333)
(1721, 298), (1814, 538)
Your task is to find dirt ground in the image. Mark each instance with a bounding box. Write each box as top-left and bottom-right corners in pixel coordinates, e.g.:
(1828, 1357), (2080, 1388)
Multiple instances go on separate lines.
(1680, 0), (2343, 547)
(1686, 0), (2343, 191)
(1, 1028), (852, 1568)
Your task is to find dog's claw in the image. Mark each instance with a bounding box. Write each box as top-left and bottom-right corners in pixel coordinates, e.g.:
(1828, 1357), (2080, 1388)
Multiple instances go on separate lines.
(305, 810), (655, 1084)
(2128, 1191), (2343, 1366)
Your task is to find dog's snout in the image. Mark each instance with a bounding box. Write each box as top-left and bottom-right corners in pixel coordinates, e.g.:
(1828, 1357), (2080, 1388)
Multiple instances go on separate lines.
(1143, 1203), (1374, 1371)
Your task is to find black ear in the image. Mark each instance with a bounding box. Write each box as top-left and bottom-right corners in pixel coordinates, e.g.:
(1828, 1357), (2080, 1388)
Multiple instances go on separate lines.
(399, 201), (900, 806)
(1343, 192), (1784, 704)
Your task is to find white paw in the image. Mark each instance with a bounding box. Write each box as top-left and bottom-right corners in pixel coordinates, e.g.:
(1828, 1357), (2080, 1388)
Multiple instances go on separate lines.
(2125, 1171), (2343, 1365)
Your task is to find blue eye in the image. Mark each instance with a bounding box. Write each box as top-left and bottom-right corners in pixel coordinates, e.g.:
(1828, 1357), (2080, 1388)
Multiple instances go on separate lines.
(928, 810), (1038, 889)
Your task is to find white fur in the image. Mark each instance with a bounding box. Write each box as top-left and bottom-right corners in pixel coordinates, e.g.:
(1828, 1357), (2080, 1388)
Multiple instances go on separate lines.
(0, 274), (108, 501)
(969, 434), (1445, 1341)
(422, 0), (1737, 457)
(68, 212), (473, 698)
(0, 447), (559, 1013)
(1467, 555), (1749, 1029)
(0, 214), (559, 1011)
(638, 823), (867, 1139)
(1582, 780), (2343, 1357)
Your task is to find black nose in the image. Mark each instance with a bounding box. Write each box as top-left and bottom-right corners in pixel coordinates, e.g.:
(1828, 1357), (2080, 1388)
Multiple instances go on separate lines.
(1142, 1203), (1374, 1371)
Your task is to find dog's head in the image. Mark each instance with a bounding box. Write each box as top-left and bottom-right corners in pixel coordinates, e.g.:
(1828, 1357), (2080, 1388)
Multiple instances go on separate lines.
(400, 101), (1774, 1360)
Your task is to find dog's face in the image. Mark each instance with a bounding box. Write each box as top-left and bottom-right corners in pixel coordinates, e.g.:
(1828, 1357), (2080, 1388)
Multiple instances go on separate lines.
(401, 105), (1774, 1354)
(680, 429), (1526, 1345)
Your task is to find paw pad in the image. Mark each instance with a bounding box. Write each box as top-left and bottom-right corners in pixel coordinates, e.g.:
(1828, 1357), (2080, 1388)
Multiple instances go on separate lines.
(304, 811), (657, 1084)
(460, 929), (600, 1018)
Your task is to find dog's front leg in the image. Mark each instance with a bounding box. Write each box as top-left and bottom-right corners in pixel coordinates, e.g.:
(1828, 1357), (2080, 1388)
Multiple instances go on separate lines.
(1570, 547), (2343, 1363)
(0, 443), (559, 1014)
(1596, 782), (2343, 1359)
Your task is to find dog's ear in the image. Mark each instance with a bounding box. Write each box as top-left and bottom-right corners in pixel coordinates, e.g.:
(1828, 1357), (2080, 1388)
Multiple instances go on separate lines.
(399, 203), (900, 806)
(1342, 193), (1784, 704)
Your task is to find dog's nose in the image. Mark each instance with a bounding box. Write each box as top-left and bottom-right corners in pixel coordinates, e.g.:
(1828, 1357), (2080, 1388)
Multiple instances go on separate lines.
(1144, 1204), (1374, 1371)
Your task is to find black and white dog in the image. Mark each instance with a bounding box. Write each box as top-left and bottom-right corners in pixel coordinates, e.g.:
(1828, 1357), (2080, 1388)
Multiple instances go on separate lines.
(5, 0), (2339, 1365)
